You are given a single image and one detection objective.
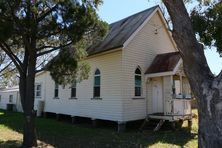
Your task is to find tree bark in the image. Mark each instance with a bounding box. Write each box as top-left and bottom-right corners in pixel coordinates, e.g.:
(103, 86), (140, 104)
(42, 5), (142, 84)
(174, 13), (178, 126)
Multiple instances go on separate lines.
(162, 1), (222, 148)
(19, 49), (37, 147)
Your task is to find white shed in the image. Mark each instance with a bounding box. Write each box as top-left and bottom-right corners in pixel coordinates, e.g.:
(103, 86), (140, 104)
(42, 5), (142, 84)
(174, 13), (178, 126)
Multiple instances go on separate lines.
(0, 86), (22, 112)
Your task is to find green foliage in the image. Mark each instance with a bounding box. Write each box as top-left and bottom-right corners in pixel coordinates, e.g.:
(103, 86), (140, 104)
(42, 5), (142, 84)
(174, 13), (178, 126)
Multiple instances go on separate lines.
(191, 2), (222, 54)
(46, 45), (90, 85)
(0, 0), (108, 85)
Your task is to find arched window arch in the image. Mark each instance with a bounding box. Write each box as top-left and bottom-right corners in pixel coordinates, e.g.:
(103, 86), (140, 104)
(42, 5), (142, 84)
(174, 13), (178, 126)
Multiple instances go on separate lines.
(94, 69), (101, 97)
(135, 67), (142, 96)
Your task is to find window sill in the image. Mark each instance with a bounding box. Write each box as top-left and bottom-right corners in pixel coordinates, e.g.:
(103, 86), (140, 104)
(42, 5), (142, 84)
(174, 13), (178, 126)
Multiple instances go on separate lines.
(35, 97), (41, 99)
(69, 97), (78, 100)
(91, 97), (102, 100)
(132, 97), (145, 100)
(53, 97), (60, 99)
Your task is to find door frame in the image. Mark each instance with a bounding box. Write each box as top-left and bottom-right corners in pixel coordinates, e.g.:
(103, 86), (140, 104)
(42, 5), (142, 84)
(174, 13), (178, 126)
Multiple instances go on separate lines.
(151, 77), (164, 113)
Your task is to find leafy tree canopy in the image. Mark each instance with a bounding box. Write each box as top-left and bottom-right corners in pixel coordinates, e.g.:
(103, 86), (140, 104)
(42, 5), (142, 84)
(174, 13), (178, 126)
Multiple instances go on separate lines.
(191, 1), (222, 55)
(0, 0), (108, 85)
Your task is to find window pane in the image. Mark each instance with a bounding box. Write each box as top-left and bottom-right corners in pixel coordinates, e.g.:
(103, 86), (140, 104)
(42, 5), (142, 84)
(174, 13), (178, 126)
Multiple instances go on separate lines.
(94, 87), (100, 97)
(55, 89), (58, 97)
(94, 76), (100, 86)
(135, 68), (141, 74)
(95, 69), (100, 75)
(9, 95), (13, 103)
(135, 87), (141, 96)
(135, 75), (141, 86)
(35, 84), (41, 97)
(71, 88), (76, 97)
(36, 85), (41, 90)
(36, 91), (41, 97)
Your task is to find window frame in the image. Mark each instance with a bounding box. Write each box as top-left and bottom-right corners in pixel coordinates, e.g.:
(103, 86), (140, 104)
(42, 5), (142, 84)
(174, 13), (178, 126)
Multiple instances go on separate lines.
(70, 82), (77, 99)
(93, 69), (101, 98)
(35, 83), (42, 98)
(54, 83), (59, 99)
(134, 67), (142, 97)
(9, 95), (13, 103)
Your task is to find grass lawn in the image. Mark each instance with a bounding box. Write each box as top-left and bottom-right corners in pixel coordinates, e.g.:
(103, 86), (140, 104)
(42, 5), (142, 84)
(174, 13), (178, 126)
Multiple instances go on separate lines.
(0, 110), (198, 148)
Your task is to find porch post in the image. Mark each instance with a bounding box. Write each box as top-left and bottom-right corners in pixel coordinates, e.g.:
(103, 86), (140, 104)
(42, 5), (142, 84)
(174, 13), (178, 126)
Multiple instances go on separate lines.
(179, 73), (183, 95)
(170, 75), (174, 114)
(179, 73), (185, 115)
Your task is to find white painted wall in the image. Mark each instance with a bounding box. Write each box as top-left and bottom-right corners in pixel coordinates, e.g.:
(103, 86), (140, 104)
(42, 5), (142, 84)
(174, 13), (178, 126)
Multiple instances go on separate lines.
(173, 99), (192, 115)
(36, 51), (124, 122)
(121, 11), (177, 121)
(0, 88), (19, 111)
(25, 10), (184, 122)
(34, 72), (48, 111)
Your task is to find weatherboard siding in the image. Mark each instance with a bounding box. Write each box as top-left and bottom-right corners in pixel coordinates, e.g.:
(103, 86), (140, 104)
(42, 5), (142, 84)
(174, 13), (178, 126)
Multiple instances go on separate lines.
(37, 51), (123, 121)
(0, 89), (19, 110)
(34, 72), (48, 110)
(121, 12), (176, 121)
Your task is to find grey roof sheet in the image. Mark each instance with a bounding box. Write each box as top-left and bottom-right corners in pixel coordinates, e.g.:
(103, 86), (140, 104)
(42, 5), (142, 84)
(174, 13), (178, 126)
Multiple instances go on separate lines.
(87, 5), (158, 55)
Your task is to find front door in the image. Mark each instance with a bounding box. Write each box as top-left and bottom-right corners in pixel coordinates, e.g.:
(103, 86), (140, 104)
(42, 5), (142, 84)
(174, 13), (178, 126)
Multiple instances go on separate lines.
(152, 78), (163, 113)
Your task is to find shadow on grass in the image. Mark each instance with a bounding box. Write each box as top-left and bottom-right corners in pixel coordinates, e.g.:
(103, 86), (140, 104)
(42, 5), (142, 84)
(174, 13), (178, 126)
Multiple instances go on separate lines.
(0, 109), (197, 148)
(0, 140), (21, 148)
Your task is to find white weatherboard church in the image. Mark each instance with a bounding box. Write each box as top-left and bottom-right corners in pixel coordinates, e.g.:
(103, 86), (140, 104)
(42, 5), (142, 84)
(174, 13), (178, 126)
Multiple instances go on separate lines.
(0, 6), (192, 131)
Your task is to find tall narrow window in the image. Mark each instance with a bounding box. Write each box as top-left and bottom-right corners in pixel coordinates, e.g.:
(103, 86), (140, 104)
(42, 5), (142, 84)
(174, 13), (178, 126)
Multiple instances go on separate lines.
(9, 95), (13, 103)
(35, 84), (42, 98)
(71, 82), (76, 98)
(54, 83), (59, 98)
(94, 69), (101, 97)
(135, 67), (142, 96)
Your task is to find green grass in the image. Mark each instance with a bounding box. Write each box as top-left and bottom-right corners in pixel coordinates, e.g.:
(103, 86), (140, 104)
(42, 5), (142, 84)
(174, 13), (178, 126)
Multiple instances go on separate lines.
(0, 109), (198, 148)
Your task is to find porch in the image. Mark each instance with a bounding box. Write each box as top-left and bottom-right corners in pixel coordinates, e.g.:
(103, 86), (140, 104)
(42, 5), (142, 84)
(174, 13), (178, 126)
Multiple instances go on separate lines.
(145, 52), (192, 122)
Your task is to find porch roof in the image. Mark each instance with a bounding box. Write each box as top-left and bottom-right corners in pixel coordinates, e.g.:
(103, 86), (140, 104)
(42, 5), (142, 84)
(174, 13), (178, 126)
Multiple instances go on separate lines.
(145, 52), (181, 75)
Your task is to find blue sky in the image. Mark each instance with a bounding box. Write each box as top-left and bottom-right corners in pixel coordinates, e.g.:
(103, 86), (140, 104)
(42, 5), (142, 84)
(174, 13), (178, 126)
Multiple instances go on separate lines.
(97, 0), (222, 75)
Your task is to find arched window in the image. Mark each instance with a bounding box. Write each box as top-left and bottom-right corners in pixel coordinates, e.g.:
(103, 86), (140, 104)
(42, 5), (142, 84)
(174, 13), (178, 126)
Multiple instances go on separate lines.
(94, 69), (101, 97)
(135, 67), (142, 96)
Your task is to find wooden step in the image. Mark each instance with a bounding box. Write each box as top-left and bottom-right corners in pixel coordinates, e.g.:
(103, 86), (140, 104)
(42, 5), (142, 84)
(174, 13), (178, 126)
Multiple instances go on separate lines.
(153, 119), (165, 132)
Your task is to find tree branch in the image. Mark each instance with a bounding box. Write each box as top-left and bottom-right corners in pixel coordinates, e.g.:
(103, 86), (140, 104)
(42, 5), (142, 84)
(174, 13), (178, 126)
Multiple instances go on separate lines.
(0, 43), (23, 74)
(37, 42), (72, 57)
(35, 68), (45, 74)
(0, 67), (16, 77)
(37, 4), (58, 23)
(2, 42), (23, 67)
(0, 61), (13, 73)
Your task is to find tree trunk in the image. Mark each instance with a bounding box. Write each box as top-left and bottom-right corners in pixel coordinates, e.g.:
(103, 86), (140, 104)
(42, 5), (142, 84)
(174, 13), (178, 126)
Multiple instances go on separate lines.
(19, 50), (37, 147)
(162, 0), (222, 148)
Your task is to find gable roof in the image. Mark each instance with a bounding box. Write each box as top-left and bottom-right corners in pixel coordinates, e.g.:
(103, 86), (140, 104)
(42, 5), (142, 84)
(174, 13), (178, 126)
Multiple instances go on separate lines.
(145, 52), (181, 74)
(87, 5), (159, 56)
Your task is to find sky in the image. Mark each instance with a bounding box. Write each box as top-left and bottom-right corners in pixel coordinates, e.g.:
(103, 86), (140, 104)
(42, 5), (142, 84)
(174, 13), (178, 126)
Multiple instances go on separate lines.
(97, 0), (222, 75)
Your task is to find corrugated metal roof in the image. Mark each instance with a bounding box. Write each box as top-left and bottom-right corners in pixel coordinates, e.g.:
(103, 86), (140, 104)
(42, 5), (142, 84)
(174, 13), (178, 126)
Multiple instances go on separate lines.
(145, 52), (180, 74)
(87, 5), (158, 55)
